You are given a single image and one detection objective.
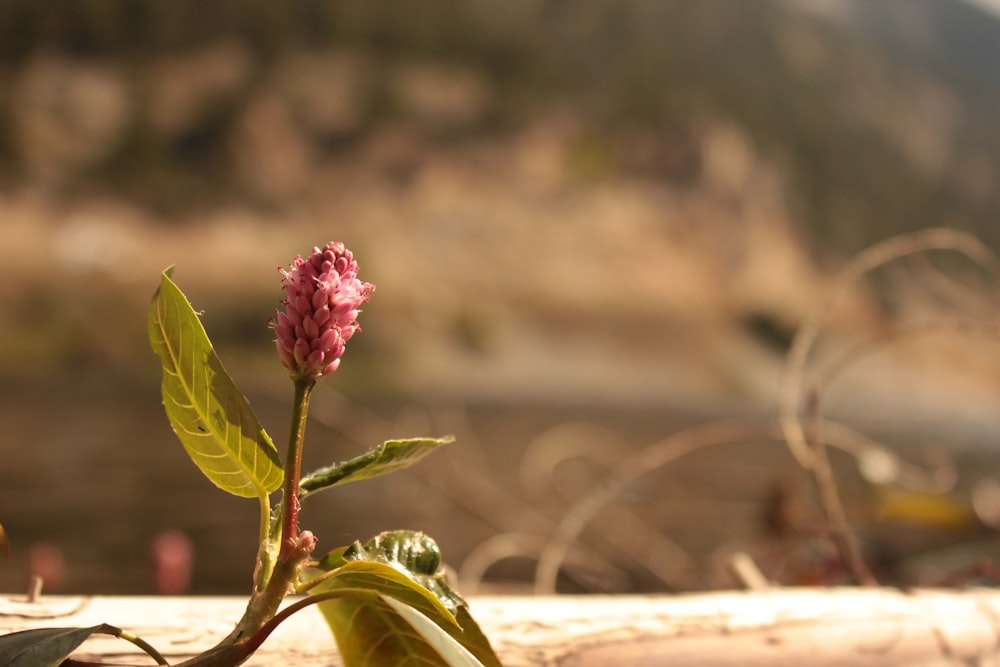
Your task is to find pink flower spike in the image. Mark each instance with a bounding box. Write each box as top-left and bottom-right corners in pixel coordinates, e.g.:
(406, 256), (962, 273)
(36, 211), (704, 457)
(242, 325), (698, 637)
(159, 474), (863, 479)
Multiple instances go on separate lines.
(272, 242), (374, 381)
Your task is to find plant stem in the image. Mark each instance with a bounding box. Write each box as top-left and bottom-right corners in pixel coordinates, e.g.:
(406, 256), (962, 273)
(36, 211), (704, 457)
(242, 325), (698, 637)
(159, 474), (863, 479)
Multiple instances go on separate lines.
(252, 495), (274, 593)
(198, 378), (319, 660)
(224, 539), (314, 657)
(279, 378), (314, 560)
(173, 591), (352, 667)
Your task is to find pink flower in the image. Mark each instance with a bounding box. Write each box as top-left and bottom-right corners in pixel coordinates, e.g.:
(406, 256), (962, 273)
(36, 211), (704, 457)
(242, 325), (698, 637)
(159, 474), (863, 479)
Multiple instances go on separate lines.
(273, 242), (374, 381)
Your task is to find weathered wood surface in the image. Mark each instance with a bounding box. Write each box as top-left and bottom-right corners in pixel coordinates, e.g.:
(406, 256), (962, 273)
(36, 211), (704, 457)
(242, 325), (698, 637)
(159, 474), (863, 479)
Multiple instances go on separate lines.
(4, 589), (1000, 666)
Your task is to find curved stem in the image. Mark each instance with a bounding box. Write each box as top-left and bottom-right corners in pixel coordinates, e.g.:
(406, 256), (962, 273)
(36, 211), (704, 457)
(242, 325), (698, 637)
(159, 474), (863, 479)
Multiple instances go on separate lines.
(174, 593), (360, 667)
(243, 590), (363, 655)
(116, 628), (171, 665)
(295, 566), (342, 593)
(252, 493), (274, 592)
(59, 626), (171, 667)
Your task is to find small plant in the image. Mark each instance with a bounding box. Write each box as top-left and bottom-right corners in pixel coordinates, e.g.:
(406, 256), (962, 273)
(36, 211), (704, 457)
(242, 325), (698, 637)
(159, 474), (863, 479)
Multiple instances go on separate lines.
(0, 242), (501, 667)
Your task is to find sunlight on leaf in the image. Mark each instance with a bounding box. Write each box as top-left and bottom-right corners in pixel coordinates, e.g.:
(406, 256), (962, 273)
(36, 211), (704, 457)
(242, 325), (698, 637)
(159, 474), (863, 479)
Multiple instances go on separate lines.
(317, 560), (460, 631)
(148, 269), (283, 498)
(313, 533), (502, 667)
(300, 437), (455, 499)
(315, 563), (483, 667)
(320, 591), (461, 667)
(342, 531), (465, 613)
(0, 624), (167, 667)
(380, 595), (484, 667)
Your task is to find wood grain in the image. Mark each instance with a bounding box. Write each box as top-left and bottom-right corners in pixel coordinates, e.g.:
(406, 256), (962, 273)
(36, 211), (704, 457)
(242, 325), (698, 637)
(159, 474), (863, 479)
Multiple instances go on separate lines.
(3, 589), (1000, 666)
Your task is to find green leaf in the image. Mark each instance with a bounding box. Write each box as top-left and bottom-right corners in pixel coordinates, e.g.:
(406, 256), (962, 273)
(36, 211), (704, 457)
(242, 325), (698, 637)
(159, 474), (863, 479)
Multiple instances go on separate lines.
(148, 269), (283, 498)
(320, 590), (472, 667)
(342, 531), (465, 613)
(317, 559), (460, 631)
(0, 624), (167, 667)
(379, 596), (486, 667)
(0, 626), (105, 667)
(452, 606), (501, 667)
(315, 564), (478, 667)
(312, 532), (502, 667)
(315, 544), (351, 571)
(300, 436), (455, 499)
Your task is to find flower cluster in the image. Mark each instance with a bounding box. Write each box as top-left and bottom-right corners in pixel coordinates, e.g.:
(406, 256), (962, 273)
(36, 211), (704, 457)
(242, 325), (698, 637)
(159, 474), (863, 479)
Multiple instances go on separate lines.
(273, 242), (374, 381)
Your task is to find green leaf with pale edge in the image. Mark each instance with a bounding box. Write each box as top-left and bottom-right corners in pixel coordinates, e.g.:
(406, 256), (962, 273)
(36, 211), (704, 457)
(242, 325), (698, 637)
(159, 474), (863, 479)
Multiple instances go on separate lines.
(0, 624), (162, 667)
(300, 436), (454, 498)
(379, 596), (484, 667)
(341, 532), (466, 613)
(321, 591), (469, 667)
(313, 532), (502, 667)
(315, 564), (478, 667)
(148, 270), (283, 498)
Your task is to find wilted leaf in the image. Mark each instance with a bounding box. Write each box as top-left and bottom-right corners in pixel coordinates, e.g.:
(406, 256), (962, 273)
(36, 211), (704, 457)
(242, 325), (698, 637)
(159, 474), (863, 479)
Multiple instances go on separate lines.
(0, 624), (167, 667)
(148, 270), (283, 498)
(314, 532), (502, 667)
(300, 437), (454, 499)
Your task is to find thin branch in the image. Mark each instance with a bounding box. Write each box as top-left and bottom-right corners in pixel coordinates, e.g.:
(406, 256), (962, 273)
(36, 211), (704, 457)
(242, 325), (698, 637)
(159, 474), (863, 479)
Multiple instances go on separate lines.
(534, 420), (784, 594)
(779, 227), (1000, 469)
(804, 388), (877, 586)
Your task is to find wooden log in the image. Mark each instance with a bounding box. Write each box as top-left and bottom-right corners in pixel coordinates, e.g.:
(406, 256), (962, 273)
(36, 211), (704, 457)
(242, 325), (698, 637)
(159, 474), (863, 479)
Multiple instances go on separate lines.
(3, 588), (1000, 666)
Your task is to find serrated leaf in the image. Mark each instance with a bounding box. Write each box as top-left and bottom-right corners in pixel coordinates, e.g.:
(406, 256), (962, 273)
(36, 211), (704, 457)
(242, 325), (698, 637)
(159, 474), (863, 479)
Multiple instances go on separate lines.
(300, 437), (454, 499)
(0, 624), (166, 667)
(313, 532), (502, 667)
(148, 270), (283, 498)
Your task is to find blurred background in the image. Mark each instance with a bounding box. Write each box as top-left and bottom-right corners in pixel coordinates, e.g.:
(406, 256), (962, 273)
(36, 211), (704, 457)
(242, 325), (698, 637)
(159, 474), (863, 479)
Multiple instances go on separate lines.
(5, 0), (1000, 596)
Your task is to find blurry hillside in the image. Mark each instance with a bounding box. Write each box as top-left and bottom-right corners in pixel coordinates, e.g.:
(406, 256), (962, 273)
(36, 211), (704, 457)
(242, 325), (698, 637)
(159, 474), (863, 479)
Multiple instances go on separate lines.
(3, 0), (1000, 408)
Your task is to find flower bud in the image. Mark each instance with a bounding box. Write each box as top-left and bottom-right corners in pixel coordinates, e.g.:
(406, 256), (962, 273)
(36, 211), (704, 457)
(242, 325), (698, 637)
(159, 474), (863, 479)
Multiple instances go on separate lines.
(273, 242), (373, 381)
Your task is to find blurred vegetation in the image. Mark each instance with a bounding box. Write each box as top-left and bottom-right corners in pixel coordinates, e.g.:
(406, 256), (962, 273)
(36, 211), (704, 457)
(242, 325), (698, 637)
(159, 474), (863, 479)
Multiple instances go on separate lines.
(1, 0), (999, 256)
(6, 2), (1000, 598)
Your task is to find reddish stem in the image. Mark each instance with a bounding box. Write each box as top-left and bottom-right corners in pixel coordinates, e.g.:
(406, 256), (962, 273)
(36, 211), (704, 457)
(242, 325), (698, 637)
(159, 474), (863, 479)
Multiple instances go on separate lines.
(279, 379), (314, 560)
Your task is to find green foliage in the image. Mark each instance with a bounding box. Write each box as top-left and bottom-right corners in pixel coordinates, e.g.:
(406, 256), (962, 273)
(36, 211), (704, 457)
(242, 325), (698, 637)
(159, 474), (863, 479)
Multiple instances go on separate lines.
(148, 269), (283, 498)
(300, 437), (455, 499)
(4, 259), (491, 666)
(320, 590), (473, 667)
(314, 532), (501, 667)
(341, 532), (464, 613)
(0, 625), (167, 667)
